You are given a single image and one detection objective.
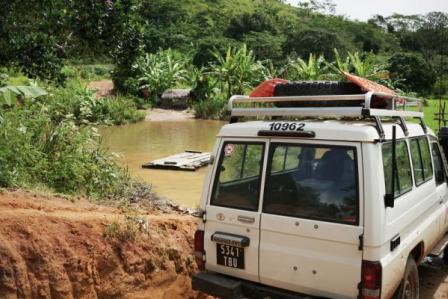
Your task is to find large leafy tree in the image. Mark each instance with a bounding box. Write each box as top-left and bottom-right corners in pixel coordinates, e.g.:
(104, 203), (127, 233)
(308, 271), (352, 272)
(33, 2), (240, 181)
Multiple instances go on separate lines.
(388, 53), (437, 92)
(0, 0), (133, 81)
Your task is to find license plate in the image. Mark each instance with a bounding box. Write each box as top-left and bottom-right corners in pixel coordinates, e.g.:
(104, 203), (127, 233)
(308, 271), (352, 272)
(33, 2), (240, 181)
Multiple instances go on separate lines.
(216, 243), (245, 269)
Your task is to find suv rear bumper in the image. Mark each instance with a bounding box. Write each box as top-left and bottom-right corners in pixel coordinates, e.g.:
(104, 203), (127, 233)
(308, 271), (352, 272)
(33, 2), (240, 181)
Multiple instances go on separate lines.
(192, 271), (318, 299)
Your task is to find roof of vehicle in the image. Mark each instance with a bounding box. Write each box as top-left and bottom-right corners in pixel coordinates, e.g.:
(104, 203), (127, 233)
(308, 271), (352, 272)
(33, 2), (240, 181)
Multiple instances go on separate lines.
(217, 119), (435, 142)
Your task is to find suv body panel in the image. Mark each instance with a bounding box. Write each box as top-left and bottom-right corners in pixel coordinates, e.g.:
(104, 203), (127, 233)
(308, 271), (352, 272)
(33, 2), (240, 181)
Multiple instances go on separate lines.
(197, 120), (448, 299)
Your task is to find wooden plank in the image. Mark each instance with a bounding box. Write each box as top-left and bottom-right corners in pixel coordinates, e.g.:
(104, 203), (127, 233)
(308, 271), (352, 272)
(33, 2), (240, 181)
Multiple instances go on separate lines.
(142, 151), (211, 171)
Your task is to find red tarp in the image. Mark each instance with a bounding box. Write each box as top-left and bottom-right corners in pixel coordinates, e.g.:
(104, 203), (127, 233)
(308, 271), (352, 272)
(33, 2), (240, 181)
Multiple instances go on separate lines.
(249, 78), (289, 97)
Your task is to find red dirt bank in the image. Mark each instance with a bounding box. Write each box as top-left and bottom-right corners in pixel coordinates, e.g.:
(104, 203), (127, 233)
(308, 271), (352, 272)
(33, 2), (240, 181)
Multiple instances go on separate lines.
(0, 189), (199, 299)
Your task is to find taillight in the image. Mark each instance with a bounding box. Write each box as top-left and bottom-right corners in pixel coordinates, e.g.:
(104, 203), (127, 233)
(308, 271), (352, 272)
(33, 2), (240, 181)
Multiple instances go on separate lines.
(362, 260), (382, 299)
(194, 230), (205, 270)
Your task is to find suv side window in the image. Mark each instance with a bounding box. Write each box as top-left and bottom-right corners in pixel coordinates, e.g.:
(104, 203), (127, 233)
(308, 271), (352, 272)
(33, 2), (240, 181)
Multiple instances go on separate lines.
(211, 142), (264, 211)
(410, 137), (433, 186)
(431, 142), (446, 185)
(263, 144), (358, 225)
(383, 140), (413, 197)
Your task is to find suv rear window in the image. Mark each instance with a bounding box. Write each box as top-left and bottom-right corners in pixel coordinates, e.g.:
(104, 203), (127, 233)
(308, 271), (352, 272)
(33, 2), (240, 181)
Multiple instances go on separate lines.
(263, 143), (358, 225)
(383, 140), (413, 197)
(211, 142), (265, 211)
(409, 137), (433, 185)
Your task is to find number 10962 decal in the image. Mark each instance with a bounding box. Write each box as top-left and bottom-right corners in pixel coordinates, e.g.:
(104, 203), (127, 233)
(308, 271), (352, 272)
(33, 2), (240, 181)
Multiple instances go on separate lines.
(269, 122), (305, 131)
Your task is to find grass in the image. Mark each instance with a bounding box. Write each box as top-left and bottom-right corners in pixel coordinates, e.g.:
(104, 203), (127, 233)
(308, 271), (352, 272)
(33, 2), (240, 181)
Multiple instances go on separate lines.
(414, 99), (447, 132)
(422, 100), (439, 131)
(62, 64), (114, 82)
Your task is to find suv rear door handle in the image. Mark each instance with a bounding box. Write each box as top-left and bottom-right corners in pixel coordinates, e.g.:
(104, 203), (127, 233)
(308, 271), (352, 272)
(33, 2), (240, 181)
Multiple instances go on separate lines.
(237, 215), (255, 224)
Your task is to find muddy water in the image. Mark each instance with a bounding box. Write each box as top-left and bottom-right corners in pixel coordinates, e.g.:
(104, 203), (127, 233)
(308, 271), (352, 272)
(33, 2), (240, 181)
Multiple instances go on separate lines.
(99, 120), (225, 207)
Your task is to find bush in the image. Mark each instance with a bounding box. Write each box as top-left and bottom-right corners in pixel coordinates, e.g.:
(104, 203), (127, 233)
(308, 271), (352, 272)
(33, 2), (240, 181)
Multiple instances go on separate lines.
(193, 97), (228, 120)
(0, 103), (134, 199)
(47, 84), (145, 125)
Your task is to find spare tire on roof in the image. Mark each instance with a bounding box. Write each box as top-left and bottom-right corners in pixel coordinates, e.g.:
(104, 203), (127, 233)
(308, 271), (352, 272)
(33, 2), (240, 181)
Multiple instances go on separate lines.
(273, 81), (364, 107)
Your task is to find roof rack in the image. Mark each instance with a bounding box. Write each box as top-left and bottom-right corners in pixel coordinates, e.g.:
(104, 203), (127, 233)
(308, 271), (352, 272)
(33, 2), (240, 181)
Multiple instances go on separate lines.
(227, 91), (426, 140)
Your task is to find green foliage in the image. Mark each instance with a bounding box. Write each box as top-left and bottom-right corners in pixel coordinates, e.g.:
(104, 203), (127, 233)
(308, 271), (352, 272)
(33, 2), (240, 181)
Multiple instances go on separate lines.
(330, 49), (389, 81)
(11, 33), (65, 83)
(241, 32), (285, 61)
(209, 44), (264, 98)
(0, 103), (134, 199)
(190, 67), (219, 102)
(0, 85), (47, 107)
(286, 54), (331, 80)
(112, 22), (144, 93)
(284, 29), (344, 60)
(346, 52), (389, 80)
(193, 96), (228, 120)
(192, 37), (240, 67)
(388, 53), (437, 93)
(1, 0), (445, 103)
(62, 64), (114, 81)
(0, 73), (8, 87)
(134, 49), (188, 102)
(47, 84), (145, 126)
(225, 11), (278, 39)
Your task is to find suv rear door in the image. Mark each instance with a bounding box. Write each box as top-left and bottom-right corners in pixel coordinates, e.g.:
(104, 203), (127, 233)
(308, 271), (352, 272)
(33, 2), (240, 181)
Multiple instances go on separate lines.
(259, 140), (364, 298)
(204, 139), (267, 282)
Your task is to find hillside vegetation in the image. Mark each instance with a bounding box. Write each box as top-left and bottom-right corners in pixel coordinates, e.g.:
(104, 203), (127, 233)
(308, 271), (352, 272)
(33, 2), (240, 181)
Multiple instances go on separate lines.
(0, 0), (447, 197)
(1, 0), (446, 94)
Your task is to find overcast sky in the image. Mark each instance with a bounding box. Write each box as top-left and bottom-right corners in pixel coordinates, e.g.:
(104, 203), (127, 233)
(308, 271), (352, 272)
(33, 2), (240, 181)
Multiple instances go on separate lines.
(287, 0), (448, 21)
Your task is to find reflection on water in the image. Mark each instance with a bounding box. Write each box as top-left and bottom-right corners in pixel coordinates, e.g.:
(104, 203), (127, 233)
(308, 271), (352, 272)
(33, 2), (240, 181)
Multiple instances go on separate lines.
(99, 120), (225, 207)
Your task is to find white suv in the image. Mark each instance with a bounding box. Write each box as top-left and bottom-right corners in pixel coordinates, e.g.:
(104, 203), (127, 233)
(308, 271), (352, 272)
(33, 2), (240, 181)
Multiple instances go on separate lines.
(192, 89), (448, 299)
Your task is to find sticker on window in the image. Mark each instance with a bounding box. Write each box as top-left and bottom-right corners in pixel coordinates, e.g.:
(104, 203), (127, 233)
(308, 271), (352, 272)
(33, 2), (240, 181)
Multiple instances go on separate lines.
(224, 144), (235, 157)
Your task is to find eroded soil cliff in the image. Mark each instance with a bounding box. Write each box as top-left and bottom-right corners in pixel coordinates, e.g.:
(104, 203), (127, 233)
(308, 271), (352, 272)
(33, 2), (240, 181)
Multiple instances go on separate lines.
(0, 189), (199, 299)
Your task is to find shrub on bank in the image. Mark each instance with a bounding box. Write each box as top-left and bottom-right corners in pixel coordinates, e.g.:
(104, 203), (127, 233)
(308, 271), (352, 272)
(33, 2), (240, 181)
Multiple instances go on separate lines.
(0, 81), (148, 199)
(0, 102), (135, 199)
(193, 96), (228, 120)
(48, 83), (145, 125)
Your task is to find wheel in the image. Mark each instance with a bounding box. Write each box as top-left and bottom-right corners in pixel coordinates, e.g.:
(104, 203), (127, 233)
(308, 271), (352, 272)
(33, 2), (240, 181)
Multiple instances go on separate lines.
(393, 257), (419, 299)
(273, 81), (363, 107)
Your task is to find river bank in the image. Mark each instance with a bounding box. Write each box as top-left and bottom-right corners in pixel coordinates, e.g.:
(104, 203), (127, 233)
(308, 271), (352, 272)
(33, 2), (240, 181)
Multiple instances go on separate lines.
(0, 189), (202, 299)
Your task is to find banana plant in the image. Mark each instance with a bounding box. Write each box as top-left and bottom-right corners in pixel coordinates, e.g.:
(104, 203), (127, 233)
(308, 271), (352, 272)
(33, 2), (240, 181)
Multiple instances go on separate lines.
(209, 44), (262, 99)
(330, 49), (389, 81)
(135, 49), (188, 102)
(286, 54), (331, 80)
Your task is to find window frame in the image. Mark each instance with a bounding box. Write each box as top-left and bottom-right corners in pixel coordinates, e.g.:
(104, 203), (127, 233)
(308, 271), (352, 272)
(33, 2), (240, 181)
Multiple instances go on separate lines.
(210, 141), (266, 211)
(262, 142), (360, 226)
(409, 136), (433, 187)
(430, 141), (446, 186)
(382, 138), (414, 199)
